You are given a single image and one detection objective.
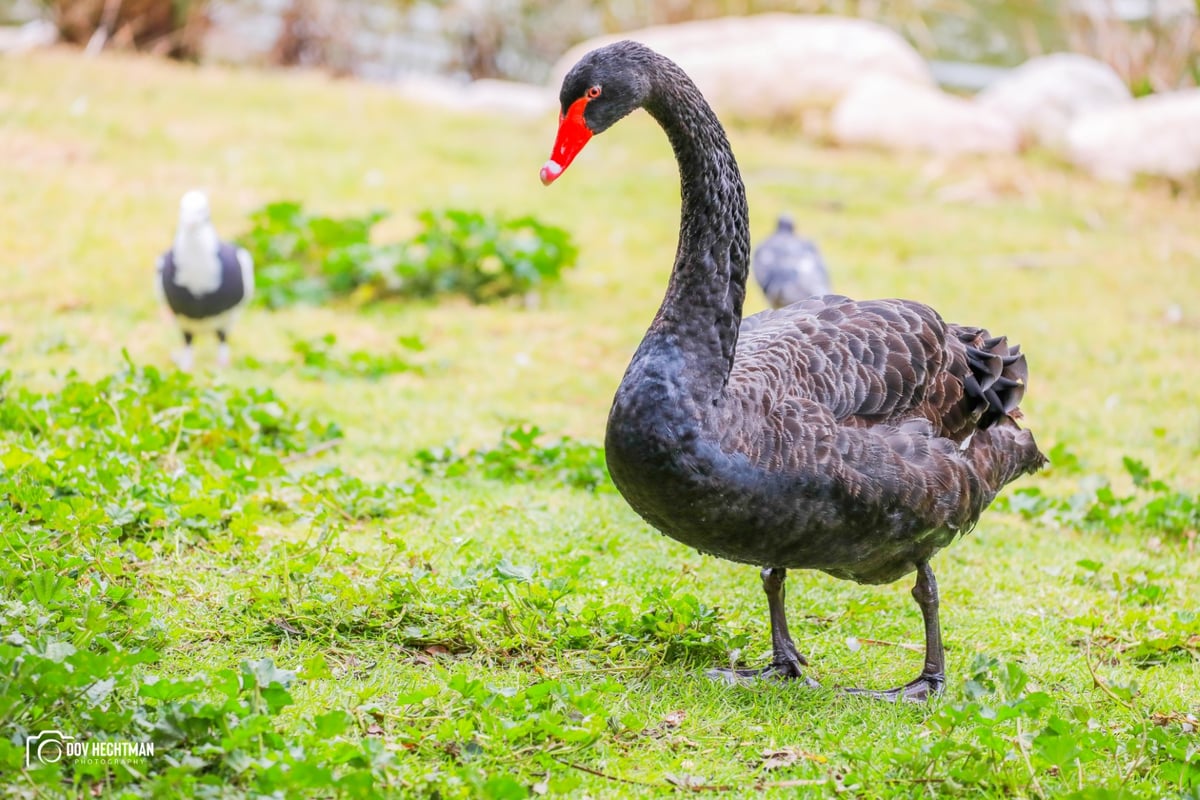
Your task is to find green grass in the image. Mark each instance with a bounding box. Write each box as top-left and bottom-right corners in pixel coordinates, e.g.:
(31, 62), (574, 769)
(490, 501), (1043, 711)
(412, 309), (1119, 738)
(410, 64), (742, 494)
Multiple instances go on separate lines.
(1, 48), (1198, 798)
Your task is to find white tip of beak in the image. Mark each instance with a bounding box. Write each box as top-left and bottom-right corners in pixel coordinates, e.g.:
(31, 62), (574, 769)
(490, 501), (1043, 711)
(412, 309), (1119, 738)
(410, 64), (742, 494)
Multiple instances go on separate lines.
(539, 160), (564, 186)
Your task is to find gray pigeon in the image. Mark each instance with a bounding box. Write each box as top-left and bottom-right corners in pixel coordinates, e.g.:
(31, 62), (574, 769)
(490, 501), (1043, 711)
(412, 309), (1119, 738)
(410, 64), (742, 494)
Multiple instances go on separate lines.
(751, 215), (831, 309)
(156, 191), (254, 370)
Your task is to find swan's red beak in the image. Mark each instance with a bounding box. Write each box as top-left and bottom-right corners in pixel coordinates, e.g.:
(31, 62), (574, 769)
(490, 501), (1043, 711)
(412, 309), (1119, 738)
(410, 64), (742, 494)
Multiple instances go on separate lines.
(540, 96), (594, 186)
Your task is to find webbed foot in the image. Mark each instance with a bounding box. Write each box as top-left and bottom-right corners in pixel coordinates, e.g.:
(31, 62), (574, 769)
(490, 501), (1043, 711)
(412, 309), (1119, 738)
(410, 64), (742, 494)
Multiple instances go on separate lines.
(842, 672), (944, 703)
(706, 662), (820, 687)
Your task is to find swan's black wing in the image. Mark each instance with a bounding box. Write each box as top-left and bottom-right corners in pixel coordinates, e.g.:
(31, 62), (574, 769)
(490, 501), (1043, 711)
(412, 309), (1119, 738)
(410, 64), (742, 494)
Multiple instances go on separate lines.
(720, 295), (1044, 533)
(732, 295), (1027, 438)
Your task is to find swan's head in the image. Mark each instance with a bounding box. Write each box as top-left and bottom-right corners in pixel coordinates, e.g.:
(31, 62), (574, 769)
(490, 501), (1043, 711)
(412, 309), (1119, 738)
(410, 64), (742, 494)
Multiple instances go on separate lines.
(541, 41), (653, 186)
(177, 190), (212, 232)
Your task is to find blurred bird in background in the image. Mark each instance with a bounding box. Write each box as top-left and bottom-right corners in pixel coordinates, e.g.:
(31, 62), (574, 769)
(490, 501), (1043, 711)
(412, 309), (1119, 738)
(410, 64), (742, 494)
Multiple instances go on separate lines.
(156, 190), (254, 371)
(752, 214), (831, 309)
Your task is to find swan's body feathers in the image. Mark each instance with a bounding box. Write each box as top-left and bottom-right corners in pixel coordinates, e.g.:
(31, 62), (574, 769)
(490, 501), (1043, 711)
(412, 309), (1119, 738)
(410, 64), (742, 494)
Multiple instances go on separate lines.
(733, 296), (946, 429)
(609, 295), (1044, 585)
(732, 296), (1028, 441)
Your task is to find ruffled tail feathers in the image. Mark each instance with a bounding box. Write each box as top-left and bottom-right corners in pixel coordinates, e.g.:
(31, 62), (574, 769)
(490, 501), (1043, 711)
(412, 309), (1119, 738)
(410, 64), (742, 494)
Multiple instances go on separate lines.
(956, 330), (1031, 430)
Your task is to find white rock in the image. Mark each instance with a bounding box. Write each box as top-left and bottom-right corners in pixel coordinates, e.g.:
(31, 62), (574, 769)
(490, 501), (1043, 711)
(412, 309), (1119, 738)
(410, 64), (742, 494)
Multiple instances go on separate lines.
(549, 14), (932, 122)
(1066, 89), (1200, 182)
(0, 19), (58, 53)
(976, 53), (1131, 150)
(394, 75), (553, 117)
(831, 74), (1019, 156)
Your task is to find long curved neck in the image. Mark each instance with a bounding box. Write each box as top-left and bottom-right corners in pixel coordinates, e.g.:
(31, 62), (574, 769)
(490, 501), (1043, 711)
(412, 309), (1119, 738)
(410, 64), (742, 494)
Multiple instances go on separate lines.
(641, 57), (750, 398)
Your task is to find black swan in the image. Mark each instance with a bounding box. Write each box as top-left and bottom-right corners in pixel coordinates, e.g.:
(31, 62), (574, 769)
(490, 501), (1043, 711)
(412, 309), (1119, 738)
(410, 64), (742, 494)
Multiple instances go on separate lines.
(540, 41), (1045, 701)
(752, 214), (832, 309)
(156, 190), (254, 371)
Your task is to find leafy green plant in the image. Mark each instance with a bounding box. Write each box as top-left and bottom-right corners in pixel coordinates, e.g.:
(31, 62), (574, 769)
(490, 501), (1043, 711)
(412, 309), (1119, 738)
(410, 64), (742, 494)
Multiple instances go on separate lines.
(0, 358), (340, 540)
(911, 655), (1200, 794)
(395, 209), (579, 303)
(291, 332), (426, 379)
(394, 668), (618, 755)
(6, 651), (409, 797)
(577, 587), (751, 664)
(238, 202), (577, 308)
(414, 424), (610, 492)
(243, 332), (428, 380)
(288, 466), (435, 521)
(997, 456), (1199, 538)
(238, 201), (388, 308)
(0, 361), (448, 797)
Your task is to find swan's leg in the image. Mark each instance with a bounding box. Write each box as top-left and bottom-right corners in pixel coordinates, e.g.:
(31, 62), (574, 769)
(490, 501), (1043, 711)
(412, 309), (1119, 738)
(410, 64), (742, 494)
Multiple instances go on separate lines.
(844, 560), (946, 702)
(707, 567), (818, 686)
(763, 567), (810, 677)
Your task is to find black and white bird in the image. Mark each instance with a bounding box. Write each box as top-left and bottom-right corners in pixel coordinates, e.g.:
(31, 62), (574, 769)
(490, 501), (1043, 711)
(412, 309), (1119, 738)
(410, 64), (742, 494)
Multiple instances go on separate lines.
(156, 191), (254, 371)
(751, 215), (831, 309)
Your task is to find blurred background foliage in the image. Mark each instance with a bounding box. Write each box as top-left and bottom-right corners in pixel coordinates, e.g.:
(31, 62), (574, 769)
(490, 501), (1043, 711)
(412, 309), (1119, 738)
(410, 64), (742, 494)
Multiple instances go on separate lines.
(17, 0), (1200, 93)
(40, 0), (208, 56)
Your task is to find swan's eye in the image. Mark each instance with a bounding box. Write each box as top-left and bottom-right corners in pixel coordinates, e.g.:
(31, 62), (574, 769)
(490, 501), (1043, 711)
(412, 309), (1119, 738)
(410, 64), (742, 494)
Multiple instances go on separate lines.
(586, 85), (602, 100)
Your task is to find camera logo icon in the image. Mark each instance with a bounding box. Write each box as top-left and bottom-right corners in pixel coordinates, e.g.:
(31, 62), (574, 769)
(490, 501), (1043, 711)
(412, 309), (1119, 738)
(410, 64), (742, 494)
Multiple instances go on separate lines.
(26, 730), (75, 767)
